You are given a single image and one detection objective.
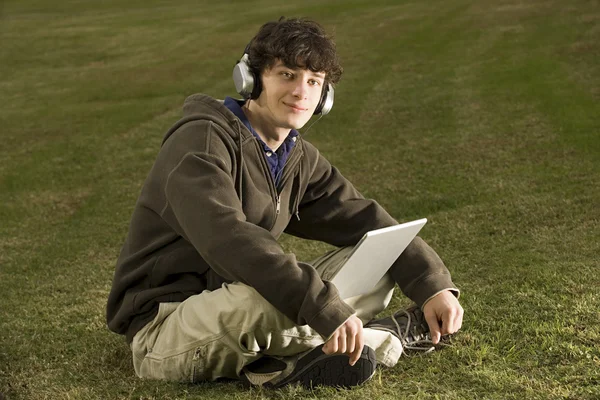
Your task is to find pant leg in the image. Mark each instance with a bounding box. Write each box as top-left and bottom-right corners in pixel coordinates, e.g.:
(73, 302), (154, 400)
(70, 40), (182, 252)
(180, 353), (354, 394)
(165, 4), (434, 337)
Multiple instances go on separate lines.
(131, 282), (323, 383)
(131, 246), (402, 383)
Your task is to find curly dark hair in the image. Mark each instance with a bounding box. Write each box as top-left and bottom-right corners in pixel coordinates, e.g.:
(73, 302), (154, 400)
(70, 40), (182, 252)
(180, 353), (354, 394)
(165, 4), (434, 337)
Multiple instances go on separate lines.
(247, 17), (343, 86)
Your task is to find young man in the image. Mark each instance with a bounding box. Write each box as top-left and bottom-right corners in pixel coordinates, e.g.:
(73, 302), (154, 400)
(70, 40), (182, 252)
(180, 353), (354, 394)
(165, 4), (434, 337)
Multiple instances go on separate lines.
(106, 17), (463, 388)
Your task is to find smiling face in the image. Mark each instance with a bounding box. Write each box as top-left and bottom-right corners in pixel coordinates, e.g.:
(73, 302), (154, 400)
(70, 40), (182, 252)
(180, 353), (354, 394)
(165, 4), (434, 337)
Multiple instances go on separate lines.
(251, 60), (326, 137)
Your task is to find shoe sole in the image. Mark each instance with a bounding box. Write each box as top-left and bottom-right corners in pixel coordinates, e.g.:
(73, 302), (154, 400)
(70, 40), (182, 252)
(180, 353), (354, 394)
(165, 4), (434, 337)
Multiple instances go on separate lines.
(273, 344), (377, 389)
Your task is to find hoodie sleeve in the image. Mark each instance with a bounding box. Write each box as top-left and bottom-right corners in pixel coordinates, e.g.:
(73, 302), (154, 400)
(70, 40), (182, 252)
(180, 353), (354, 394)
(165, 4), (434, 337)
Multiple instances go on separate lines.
(158, 121), (354, 338)
(285, 147), (459, 307)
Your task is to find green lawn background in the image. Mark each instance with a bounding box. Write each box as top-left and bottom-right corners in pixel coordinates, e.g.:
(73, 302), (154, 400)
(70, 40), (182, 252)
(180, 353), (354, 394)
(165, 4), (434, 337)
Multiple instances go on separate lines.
(1, 0), (599, 399)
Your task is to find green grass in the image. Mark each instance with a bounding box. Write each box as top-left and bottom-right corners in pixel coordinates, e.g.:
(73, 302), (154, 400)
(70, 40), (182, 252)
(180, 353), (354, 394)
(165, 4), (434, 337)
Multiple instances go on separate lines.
(1, 0), (599, 399)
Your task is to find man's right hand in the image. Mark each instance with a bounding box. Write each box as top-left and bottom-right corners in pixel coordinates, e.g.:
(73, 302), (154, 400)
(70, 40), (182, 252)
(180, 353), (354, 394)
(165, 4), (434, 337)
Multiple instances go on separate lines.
(322, 315), (364, 366)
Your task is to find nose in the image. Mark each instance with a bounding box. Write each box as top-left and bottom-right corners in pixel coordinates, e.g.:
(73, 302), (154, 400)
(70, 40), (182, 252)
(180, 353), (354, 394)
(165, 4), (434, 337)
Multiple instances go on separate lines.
(291, 80), (309, 99)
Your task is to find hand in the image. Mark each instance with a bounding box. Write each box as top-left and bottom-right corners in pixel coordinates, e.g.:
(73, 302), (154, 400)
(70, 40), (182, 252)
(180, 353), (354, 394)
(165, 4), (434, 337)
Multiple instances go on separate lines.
(322, 315), (364, 366)
(422, 290), (463, 345)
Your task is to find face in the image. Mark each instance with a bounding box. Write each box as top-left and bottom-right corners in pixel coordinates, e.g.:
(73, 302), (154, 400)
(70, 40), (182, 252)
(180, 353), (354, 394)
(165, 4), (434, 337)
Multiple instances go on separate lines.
(254, 60), (326, 133)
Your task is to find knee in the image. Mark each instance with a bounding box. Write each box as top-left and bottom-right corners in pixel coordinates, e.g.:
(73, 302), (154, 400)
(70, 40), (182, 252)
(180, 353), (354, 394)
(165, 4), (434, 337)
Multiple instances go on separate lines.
(216, 283), (285, 325)
(225, 283), (302, 330)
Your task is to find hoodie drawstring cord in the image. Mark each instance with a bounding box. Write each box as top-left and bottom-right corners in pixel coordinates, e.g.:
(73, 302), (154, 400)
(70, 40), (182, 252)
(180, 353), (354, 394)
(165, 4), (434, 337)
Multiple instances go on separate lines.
(236, 120), (244, 205)
(291, 150), (303, 221)
(293, 172), (301, 221)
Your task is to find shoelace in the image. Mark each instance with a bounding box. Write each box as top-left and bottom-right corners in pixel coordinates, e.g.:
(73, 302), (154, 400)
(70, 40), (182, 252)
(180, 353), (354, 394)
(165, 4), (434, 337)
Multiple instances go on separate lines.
(391, 309), (450, 354)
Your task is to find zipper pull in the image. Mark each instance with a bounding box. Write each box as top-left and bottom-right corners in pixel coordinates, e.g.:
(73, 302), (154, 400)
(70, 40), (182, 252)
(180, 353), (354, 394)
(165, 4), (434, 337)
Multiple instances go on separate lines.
(276, 195), (281, 215)
(295, 210), (300, 221)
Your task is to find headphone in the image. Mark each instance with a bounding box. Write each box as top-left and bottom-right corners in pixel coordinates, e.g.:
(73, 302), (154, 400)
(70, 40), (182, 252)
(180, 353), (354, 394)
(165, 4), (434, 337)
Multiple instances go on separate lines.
(232, 46), (334, 116)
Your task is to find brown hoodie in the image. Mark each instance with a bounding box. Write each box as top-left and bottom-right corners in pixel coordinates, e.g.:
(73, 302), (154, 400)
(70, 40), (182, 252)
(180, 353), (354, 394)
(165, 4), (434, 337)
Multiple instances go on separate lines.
(106, 94), (457, 343)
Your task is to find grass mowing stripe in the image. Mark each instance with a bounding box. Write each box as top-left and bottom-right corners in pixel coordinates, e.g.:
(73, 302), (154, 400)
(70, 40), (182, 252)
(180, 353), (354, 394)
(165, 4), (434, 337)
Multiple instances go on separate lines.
(334, 2), (491, 219)
(460, 0), (600, 157)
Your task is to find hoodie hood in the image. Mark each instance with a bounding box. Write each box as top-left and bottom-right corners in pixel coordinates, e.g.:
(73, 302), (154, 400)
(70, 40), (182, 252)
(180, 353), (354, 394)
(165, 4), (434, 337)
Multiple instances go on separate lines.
(163, 93), (256, 204)
(162, 94), (250, 147)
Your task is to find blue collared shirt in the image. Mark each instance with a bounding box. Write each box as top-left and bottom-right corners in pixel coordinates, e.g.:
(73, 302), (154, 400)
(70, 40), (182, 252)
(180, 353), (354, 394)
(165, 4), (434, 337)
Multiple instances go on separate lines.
(224, 97), (299, 187)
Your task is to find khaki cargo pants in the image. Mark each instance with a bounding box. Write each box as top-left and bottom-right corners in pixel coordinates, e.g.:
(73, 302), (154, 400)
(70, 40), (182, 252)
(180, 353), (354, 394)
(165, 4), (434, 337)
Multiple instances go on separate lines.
(131, 246), (404, 384)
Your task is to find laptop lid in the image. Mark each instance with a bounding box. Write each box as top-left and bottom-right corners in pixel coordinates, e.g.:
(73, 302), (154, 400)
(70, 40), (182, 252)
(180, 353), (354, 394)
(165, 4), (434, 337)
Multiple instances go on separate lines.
(331, 218), (427, 299)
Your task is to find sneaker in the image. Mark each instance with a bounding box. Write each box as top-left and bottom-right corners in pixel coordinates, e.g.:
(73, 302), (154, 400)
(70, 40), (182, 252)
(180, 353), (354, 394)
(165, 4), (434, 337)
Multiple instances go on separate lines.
(365, 304), (448, 354)
(243, 343), (377, 389)
(273, 343), (377, 389)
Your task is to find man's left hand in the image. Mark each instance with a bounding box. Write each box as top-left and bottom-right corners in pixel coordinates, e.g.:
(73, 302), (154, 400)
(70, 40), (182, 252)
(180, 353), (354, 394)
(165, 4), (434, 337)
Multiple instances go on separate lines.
(422, 290), (463, 344)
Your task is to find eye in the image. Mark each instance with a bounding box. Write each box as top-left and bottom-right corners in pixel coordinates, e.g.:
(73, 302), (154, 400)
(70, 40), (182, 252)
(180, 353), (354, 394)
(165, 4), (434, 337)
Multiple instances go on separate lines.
(281, 71), (294, 79)
(309, 79), (322, 86)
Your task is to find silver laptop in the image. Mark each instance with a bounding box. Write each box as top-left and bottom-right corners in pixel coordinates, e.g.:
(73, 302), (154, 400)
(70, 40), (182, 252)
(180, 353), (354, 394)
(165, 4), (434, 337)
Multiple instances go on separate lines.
(330, 218), (427, 299)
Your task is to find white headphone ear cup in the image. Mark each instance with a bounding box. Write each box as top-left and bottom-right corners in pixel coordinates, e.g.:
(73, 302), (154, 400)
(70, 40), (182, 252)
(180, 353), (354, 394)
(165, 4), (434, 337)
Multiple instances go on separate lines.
(316, 84), (334, 115)
(232, 54), (255, 99)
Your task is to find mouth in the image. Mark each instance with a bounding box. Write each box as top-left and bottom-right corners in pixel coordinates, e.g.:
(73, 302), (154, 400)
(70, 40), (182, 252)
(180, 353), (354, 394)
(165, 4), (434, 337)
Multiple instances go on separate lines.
(283, 102), (308, 112)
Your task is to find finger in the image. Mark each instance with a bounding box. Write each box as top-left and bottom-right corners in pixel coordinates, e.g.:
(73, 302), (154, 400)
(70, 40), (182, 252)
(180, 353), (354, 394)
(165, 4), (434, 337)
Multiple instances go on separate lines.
(329, 335), (339, 353)
(347, 329), (356, 356)
(337, 329), (347, 354)
(453, 308), (464, 334)
(349, 328), (364, 366)
(446, 306), (465, 335)
(441, 311), (454, 336)
(323, 333), (338, 354)
(424, 311), (442, 345)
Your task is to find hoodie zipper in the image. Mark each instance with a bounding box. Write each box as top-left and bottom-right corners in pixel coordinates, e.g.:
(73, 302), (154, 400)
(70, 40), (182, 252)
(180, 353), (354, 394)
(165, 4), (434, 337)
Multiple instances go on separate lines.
(254, 140), (303, 231)
(274, 146), (303, 226)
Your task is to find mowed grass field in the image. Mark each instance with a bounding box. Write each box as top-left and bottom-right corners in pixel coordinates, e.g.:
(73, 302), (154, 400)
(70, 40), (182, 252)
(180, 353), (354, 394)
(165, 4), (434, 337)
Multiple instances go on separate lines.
(1, 0), (599, 399)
